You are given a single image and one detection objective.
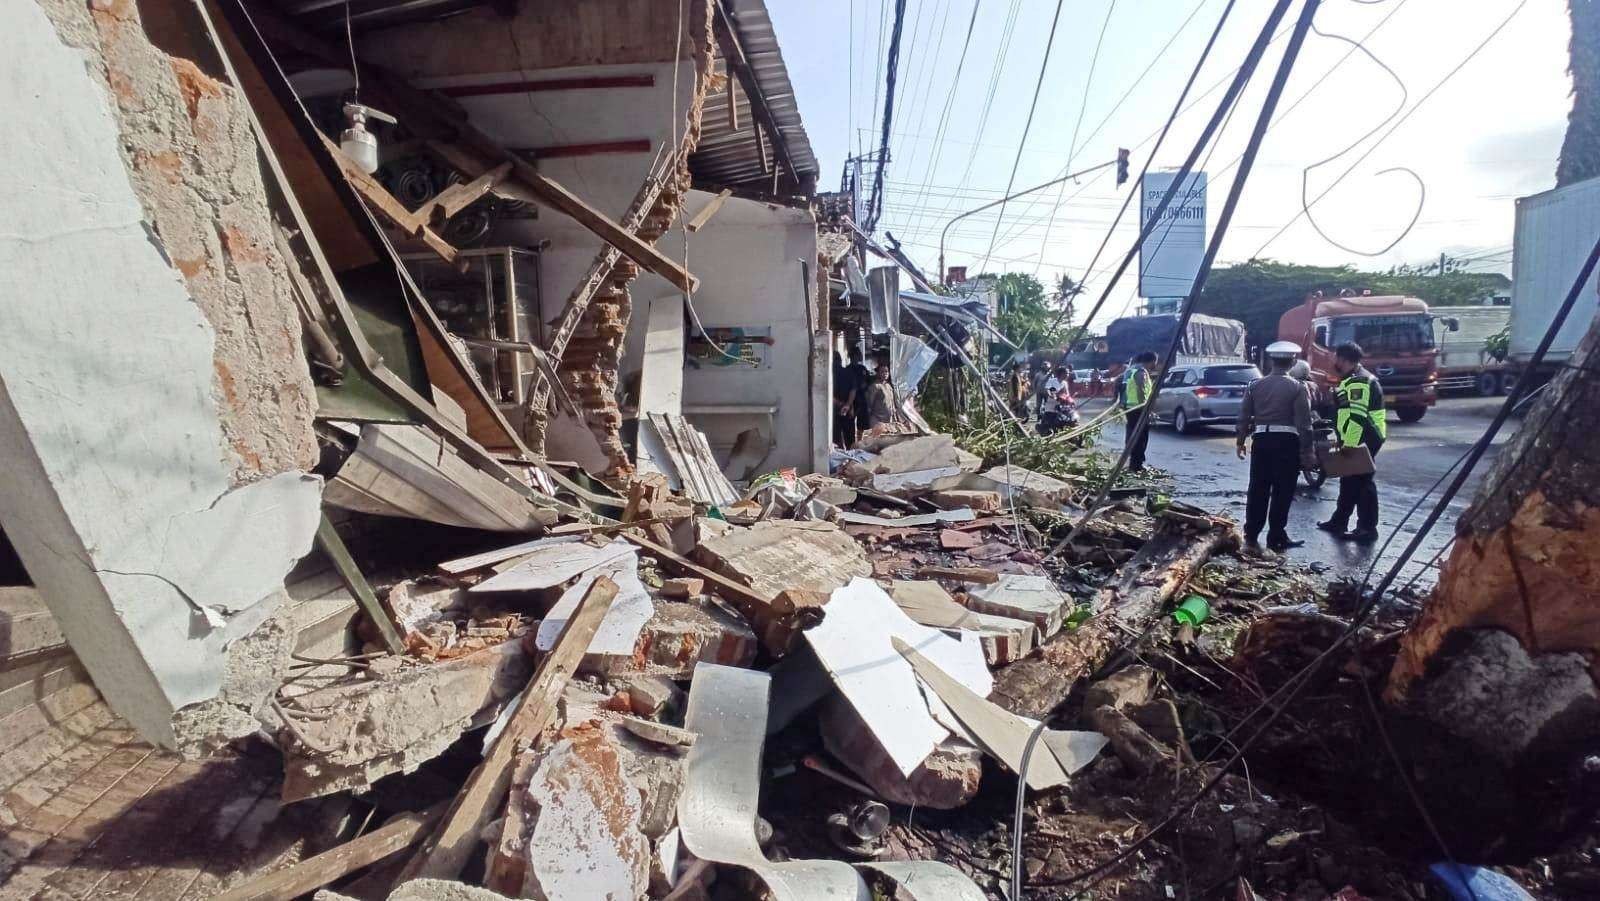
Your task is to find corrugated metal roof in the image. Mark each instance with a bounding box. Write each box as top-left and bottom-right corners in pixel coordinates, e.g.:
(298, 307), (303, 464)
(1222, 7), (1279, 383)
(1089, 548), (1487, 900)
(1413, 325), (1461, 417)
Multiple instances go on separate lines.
(690, 0), (819, 197)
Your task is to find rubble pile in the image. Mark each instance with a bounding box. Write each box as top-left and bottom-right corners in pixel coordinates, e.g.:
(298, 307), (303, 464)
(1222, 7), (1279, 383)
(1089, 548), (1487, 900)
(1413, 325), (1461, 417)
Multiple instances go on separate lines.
(203, 422), (1567, 901)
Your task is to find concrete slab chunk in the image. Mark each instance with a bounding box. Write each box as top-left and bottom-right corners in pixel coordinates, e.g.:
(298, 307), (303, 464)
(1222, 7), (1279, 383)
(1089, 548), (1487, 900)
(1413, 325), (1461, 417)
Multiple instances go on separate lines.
(693, 520), (871, 599)
(968, 574), (1071, 640)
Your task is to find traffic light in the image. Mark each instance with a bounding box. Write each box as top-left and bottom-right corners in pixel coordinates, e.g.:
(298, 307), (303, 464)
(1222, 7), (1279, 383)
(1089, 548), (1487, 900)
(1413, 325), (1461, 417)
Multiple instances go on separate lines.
(1115, 147), (1130, 187)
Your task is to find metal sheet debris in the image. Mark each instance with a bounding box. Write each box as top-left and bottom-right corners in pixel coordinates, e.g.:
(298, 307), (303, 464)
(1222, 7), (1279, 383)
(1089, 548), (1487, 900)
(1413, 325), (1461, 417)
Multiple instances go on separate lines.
(470, 537), (635, 593)
(858, 861), (986, 901)
(438, 535), (584, 574)
(679, 663), (870, 901)
(897, 638), (1107, 789)
(834, 508), (976, 527)
(535, 549), (654, 659)
(804, 578), (992, 777)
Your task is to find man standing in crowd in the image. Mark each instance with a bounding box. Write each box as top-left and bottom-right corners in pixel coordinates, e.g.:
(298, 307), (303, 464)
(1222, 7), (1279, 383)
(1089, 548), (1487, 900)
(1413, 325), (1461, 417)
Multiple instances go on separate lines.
(1319, 342), (1386, 543)
(1236, 342), (1315, 552)
(1119, 352), (1159, 471)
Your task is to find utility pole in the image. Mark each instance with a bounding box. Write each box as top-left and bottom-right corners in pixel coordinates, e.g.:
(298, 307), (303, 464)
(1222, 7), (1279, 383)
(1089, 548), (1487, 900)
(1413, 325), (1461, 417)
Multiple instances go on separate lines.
(1440, 251), (1447, 276)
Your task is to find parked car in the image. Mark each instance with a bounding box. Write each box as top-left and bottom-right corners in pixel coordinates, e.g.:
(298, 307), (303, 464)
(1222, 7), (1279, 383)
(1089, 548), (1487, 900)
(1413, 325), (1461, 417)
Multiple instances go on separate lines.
(1150, 363), (1262, 434)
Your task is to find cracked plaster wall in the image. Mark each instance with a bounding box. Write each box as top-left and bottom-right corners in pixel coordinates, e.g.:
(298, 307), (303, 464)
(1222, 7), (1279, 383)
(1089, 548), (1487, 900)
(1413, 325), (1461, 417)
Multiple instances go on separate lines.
(0, 0), (322, 749)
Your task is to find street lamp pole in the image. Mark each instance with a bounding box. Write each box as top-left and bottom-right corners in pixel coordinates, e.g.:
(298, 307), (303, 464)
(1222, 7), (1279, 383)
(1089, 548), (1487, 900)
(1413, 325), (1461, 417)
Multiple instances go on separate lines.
(938, 154), (1125, 287)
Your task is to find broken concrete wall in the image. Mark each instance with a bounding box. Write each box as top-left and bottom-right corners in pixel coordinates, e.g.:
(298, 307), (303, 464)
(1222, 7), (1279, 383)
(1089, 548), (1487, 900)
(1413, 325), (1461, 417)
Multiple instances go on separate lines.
(0, 0), (321, 749)
(365, 0), (715, 469)
(625, 193), (825, 475)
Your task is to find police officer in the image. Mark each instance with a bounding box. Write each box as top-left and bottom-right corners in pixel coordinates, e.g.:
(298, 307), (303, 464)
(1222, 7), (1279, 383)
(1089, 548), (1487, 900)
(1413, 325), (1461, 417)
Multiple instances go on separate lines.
(1119, 351), (1159, 471)
(1318, 341), (1386, 543)
(1236, 342), (1315, 552)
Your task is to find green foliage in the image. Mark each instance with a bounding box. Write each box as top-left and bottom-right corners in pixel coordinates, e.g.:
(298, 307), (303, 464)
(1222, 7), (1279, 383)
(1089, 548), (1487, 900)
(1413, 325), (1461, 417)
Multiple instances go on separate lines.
(1195, 259), (1512, 346)
(986, 272), (1079, 364)
(1485, 324), (1511, 362)
(1558, 0), (1600, 186)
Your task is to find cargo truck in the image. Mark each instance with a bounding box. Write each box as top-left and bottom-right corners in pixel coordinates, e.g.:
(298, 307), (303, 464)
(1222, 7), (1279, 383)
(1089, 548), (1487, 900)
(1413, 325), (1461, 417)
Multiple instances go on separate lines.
(1507, 176), (1600, 385)
(1277, 291), (1438, 423)
(1432, 304), (1511, 396)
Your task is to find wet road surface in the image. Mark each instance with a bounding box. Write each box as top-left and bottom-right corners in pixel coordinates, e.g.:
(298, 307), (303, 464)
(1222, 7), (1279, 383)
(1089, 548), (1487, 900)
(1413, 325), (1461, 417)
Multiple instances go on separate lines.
(1085, 395), (1515, 589)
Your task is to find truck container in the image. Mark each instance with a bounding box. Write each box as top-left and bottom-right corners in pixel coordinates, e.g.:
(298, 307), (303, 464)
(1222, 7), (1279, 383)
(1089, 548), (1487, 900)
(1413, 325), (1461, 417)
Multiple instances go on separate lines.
(1509, 176), (1600, 379)
(1103, 312), (1247, 368)
(1433, 304), (1511, 395)
(1278, 292), (1438, 422)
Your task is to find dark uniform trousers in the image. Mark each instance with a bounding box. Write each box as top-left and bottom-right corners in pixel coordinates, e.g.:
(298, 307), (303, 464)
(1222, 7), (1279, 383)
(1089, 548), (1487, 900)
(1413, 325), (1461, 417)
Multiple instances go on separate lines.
(1124, 409), (1150, 471)
(1332, 437), (1383, 531)
(1245, 432), (1301, 544)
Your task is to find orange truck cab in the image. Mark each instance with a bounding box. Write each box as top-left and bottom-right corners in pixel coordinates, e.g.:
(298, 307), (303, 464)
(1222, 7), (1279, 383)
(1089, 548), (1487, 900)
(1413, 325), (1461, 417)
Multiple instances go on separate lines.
(1277, 292), (1439, 423)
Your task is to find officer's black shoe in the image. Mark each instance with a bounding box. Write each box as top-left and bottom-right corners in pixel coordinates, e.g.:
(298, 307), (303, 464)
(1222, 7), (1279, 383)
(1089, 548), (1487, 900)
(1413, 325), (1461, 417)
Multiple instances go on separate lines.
(1316, 520), (1348, 536)
(1348, 527), (1380, 544)
(1243, 536), (1262, 553)
(1267, 537), (1304, 552)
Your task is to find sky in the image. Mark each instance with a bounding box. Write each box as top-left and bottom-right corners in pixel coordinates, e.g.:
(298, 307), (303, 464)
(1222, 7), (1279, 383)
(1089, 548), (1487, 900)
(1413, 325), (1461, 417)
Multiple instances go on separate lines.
(769, 0), (1573, 328)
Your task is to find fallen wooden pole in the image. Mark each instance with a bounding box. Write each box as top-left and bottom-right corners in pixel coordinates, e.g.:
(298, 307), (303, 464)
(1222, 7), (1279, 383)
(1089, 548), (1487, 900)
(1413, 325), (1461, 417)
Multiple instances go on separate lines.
(216, 804), (444, 901)
(396, 577), (619, 882)
(990, 519), (1238, 719)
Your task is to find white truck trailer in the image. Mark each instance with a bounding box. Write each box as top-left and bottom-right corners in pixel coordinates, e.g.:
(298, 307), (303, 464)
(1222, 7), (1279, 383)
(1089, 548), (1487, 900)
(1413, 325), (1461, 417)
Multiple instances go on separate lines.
(1433, 304), (1511, 395)
(1509, 176), (1600, 382)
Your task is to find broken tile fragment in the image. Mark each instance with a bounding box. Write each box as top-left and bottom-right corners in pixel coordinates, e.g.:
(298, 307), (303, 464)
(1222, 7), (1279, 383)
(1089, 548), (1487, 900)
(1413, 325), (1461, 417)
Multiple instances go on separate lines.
(660, 577), (704, 598)
(693, 519), (871, 598)
(820, 697), (982, 809)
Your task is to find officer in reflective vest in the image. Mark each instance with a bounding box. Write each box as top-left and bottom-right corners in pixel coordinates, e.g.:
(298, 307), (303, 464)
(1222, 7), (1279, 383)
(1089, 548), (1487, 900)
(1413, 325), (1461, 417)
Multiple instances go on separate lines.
(1318, 341), (1386, 543)
(1236, 342), (1315, 553)
(1119, 351), (1159, 471)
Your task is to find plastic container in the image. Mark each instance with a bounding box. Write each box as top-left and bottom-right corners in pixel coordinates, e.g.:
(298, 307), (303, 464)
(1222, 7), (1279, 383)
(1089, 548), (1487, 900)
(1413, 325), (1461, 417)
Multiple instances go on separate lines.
(1173, 594), (1211, 626)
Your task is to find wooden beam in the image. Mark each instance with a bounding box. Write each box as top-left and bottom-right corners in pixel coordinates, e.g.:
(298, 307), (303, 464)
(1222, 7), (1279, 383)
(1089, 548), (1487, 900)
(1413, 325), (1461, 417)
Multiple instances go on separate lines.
(319, 135), (459, 266)
(215, 805), (443, 901)
(314, 514), (406, 660)
(243, 3), (695, 293)
(711, 0), (798, 181)
(398, 577), (620, 882)
(418, 160), (512, 225)
(686, 188), (733, 233)
(424, 139), (696, 294)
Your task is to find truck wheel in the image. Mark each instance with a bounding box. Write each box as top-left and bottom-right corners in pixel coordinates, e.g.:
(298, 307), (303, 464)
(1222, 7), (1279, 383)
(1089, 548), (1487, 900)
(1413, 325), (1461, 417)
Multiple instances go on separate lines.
(1475, 372), (1500, 397)
(1396, 406), (1427, 423)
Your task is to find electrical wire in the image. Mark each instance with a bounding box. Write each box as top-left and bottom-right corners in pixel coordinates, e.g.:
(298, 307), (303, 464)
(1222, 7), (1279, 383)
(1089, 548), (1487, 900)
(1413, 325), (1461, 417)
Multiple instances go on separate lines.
(1030, 217), (1600, 900)
(866, 0), (911, 232)
(971, 0), (1069, 279)
(1252, 0), (1532, 259)
(897, 0), (985, 244)
(1297, 19), (1420, 256)
(344, 2), (359, 99)
(1032, 0), (1119, 276)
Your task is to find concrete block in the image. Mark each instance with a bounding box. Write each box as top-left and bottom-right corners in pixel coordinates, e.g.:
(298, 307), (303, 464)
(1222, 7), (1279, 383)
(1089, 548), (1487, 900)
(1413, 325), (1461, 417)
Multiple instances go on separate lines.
(660, 577), (704, 599)
(980, 465), (1078, 507)
(967, 575), (1071, 640)
(693, 520), (871, 599)
(616, 601), (758, 678)
(280, 641), (531, 801)
(623, 675), (683, 718)
(930, 490), (1004, 513)
(391, 881), (513, 901)
(819, 696), (982, 809)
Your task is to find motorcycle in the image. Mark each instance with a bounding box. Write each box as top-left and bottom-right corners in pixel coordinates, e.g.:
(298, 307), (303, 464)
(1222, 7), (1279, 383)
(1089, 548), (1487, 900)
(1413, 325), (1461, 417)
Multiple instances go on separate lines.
(1302, 417), (1334, 489)
(1035, 393), (1081, 437)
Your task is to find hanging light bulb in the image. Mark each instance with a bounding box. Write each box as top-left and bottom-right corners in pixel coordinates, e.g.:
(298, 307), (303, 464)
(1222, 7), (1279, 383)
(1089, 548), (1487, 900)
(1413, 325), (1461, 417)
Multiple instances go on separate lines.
(340, 102), (397, 175)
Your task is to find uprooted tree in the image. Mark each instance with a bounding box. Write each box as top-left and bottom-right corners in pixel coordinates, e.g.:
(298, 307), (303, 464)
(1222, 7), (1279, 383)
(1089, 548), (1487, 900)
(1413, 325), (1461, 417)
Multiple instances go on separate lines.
(1381, 302), (1600, 851)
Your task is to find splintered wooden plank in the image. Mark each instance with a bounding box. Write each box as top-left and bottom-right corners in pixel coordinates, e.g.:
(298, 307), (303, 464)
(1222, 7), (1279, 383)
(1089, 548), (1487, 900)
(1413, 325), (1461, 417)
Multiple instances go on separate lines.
(397, 577), (620, 882)
(214, 805), (444, 901)
(319, 136), (459, 266)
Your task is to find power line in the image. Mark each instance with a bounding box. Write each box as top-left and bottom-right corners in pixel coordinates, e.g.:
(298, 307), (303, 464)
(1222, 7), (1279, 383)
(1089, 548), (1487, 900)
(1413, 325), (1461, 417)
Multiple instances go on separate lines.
(896, 0), (985, 244)
(1252, 0), (1532, 258)
(1033, 0), (1119, 276)
(865, 0), (910, 232)
(972, 0), (1070, 278)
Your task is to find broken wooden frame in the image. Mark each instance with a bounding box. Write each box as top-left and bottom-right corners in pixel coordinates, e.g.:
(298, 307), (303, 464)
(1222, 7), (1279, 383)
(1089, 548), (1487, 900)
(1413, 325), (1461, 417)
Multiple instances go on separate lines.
(399, 576), (621, 882)
(205, 0), (608, 525)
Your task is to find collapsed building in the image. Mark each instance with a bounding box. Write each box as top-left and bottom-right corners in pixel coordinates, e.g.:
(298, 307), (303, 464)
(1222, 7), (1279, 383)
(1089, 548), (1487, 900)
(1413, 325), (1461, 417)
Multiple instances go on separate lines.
(3, 0), (1598, 899)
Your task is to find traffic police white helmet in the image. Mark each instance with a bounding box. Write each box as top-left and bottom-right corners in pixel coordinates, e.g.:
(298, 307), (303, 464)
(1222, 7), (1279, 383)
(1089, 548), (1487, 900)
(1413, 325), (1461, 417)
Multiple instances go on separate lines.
(1265, 340), (1301, 358)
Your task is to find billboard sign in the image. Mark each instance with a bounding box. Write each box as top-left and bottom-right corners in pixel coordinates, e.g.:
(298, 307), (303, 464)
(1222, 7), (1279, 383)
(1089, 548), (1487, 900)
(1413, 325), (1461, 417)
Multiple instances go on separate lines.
(1138, 171), (1207, 301)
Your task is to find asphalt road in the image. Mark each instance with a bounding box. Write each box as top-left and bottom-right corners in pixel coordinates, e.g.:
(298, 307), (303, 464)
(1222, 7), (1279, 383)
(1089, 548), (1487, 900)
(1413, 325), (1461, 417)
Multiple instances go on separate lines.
(1085, 395), (1516, 588)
